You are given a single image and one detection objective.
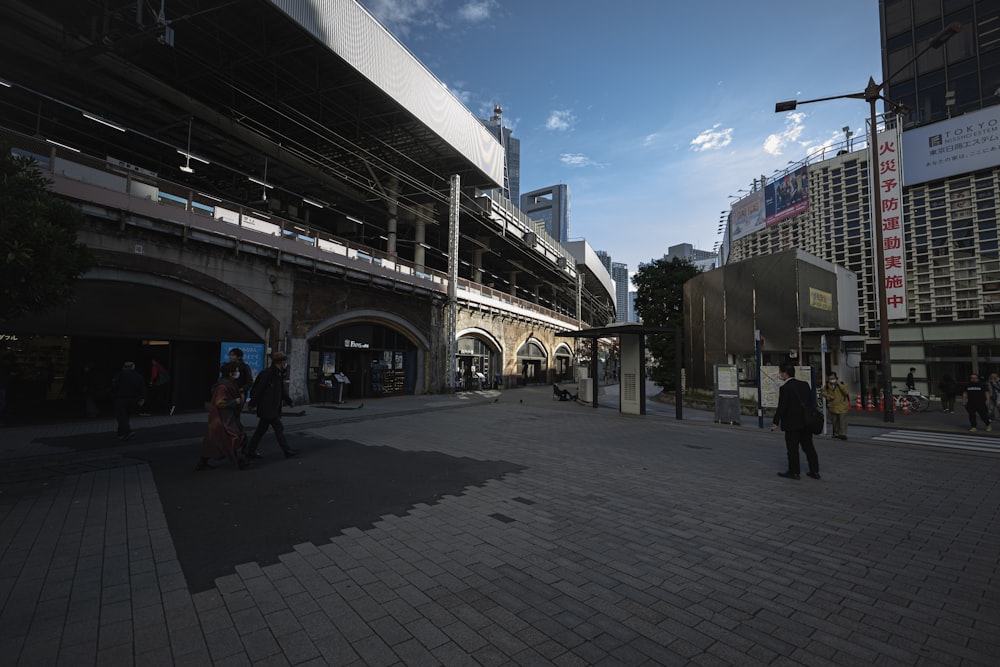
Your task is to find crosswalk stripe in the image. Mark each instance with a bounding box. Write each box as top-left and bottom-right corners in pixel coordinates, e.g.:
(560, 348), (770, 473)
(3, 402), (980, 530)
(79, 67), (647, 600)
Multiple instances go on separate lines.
(872, 430), (1000, 453)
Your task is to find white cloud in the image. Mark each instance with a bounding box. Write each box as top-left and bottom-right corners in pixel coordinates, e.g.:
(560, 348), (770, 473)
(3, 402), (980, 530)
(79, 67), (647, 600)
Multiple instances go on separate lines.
(642, 132), (662, 147)
(458, 0), (495, 22)
(763, 112), (806, 156)
(362, 0), (445, 37)
(690, 124), (733, 152)
(546, 110), (575, 131)
(362, 0), (494, 36)
(443, 81), (473, 105)
(560, 153), (605, 168)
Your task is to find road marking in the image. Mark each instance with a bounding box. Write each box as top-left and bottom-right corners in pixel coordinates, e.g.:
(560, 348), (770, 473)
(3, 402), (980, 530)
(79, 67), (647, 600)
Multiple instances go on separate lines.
(872, 429), (1000, 453)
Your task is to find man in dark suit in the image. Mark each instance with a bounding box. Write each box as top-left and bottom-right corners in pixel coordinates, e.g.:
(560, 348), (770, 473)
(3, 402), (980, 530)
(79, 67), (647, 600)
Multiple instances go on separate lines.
(245, 351), (298, 461)
(770, 361), (821, 480)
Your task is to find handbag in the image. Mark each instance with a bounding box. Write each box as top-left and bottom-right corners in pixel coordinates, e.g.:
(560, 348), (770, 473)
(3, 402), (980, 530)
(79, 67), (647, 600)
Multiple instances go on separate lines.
(798, 391), (824, 435)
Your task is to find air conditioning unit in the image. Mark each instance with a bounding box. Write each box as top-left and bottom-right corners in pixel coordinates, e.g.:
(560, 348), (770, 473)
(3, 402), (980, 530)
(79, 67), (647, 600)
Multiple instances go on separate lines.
(524, 232), (537, 246)
(556, 256), (567, 269)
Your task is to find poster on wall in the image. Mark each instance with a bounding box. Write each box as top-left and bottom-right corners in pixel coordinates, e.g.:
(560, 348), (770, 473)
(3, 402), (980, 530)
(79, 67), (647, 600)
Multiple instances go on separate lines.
(218, 342), (267, 378)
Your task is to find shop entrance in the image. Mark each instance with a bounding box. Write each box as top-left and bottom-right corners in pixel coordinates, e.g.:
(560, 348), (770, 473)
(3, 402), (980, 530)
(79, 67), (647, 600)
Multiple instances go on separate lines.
(455, 335), (498, 391)
(516, 340), (548, 385)
(309, 322), (418, 400)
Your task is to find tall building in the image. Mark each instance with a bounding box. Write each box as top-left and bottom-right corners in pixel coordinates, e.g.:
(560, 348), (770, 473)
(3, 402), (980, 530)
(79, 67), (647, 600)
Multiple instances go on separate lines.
(596, 250), (612, 273)
(611, 262), (629, 322)
(881, 0), (999, 127)
(481, 103), (520, 203)
(667, 243), (717, 272)
(722, 3), (1000, 396)
(521, 184), (570, 243)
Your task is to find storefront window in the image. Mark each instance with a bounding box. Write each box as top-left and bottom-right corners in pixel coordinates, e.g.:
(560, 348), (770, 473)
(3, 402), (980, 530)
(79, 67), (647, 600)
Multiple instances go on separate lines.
(309, 323), (417, 400)
(456, 336), (497, 390)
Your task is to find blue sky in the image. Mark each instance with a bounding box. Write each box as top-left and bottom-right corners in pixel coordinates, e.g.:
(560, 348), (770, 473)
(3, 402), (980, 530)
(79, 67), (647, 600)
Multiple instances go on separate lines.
(358, 0), (882, 278)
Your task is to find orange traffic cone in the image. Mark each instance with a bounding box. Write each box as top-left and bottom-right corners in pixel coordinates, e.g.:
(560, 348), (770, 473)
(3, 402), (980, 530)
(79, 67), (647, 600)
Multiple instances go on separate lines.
(866, 394), (875, 411)
(855, 393), (863, 411)
(901, 397), (910, 415)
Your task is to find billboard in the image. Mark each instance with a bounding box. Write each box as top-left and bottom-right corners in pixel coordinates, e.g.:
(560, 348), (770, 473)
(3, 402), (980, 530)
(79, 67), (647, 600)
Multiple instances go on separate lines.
(730, 189), (766, 242)
(902, 105), (1000, 186)
(765, 164), (809, 225)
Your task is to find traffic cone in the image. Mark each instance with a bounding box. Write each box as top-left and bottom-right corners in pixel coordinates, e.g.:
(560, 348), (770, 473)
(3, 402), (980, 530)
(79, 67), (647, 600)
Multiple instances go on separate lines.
(855, 393), (863, 411)
(901, 397), (910, 415)
(866, 394), (875, 411)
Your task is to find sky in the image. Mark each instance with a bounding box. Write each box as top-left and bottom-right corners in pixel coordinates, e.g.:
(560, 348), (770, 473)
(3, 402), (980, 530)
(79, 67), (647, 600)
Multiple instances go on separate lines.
(357, 0), (883, 280)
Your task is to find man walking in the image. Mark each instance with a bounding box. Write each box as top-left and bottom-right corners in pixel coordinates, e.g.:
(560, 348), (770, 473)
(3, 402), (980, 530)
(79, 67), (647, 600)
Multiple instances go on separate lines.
(962, 373), (992, 433)
(821, 372), (851, 440)
(245, 351), (299, 460)
(228, 348), (254, 402)
(770, 362), (821, 480)
(111, 361), (146, 440)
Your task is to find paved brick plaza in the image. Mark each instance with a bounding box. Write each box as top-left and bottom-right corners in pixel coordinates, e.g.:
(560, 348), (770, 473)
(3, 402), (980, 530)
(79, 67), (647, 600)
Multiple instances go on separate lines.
(2, 386), (998, 665)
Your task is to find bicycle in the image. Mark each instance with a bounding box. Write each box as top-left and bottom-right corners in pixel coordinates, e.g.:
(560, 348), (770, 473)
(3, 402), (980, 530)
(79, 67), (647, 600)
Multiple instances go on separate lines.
(892, 387), (930, 412)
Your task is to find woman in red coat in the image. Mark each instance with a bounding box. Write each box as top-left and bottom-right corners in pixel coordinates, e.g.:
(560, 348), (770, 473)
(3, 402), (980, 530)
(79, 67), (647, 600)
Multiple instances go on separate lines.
(196, 362), (248, 470)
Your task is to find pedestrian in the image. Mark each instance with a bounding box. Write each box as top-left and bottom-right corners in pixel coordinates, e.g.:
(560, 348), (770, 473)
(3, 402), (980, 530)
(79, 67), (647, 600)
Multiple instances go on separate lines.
(906, 367), (916, 391)
(111, 361), (146, 440)
(962, 373), (992, 432)
(227, 348), (254, 402)
(245, 351), (299, 460)
(146, 358), (171, 415)
(196, 362), (248, 470)
(938, 373), (958, 413)
(820, 371), (851, 440)
(770, 361), (821, 480)
(988, 372), (1000, 421)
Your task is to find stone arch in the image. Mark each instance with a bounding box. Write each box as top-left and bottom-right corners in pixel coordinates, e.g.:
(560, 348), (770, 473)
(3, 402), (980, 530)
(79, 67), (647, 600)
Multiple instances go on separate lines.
(516, 337), (549, 385)
(553, 342), (575, 382)
(306, 309), (428, 398)
(306, 309), (429, 349)
(456, 327), (502, 390)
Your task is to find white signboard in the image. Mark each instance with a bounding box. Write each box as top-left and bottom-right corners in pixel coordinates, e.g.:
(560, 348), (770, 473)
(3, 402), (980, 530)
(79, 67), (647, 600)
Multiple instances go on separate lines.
(761, 365), (813, 409)
(902, 105), (1000, 187)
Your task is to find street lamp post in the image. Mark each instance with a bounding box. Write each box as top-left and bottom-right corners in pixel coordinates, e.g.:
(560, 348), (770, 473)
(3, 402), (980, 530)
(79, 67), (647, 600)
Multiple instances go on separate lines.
(775, 22), (961, 423)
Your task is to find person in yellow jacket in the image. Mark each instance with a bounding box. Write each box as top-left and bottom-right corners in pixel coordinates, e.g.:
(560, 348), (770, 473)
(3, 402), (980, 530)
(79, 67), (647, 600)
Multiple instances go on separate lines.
(821, 372), (852, 440)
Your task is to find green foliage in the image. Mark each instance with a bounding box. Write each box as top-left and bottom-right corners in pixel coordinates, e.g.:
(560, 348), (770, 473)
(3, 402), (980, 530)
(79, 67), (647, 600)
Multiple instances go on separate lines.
(632, 256), (701, 388)
(0, 143), (94, 321)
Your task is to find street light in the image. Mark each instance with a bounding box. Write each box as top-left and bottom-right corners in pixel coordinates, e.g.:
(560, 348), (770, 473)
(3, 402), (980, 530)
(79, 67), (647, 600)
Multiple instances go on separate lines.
(775, 21), (961, 423)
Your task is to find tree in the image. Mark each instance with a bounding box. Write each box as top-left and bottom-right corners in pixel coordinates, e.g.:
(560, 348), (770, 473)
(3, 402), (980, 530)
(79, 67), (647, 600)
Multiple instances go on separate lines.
(0, 143), (94, 321)
(632, 256), (701, 388)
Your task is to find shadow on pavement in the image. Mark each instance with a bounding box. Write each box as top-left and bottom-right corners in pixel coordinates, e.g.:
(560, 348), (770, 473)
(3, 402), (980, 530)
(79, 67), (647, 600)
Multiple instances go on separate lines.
(33, 422), (206, 450)
(133, 434), (525, 592)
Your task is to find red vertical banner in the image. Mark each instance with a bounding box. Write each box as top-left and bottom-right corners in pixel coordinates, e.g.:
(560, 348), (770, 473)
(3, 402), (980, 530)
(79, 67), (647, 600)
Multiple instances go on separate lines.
(874, 122), (907, 320)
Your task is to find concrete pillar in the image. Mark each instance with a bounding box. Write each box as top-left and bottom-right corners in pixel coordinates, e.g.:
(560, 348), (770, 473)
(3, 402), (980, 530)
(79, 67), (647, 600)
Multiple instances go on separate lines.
(386, 177), (399, 256)
(473, 248), (484, 283)
(414, 204), (429, 271)
(508, 270), (518, 298)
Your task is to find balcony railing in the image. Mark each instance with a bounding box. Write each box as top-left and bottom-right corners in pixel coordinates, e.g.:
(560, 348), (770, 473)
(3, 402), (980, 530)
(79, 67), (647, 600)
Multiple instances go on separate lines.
(4, 127), (583, 329)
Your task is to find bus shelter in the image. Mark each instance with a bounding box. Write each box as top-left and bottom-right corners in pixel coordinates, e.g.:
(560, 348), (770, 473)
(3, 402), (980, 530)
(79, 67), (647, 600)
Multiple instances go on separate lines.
(556, 323), (673, 415)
